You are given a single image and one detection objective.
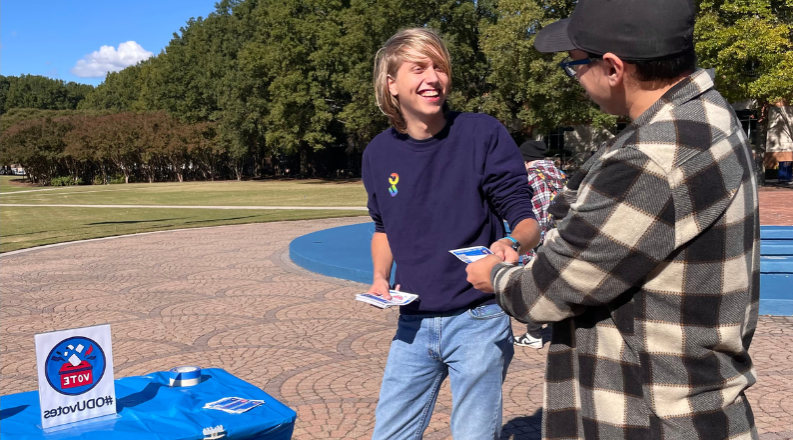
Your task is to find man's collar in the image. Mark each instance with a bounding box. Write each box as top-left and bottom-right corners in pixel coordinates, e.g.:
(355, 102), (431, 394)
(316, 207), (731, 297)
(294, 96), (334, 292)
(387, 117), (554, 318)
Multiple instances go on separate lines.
(663, 69), (714, 105)
(631, 69), (713, 127)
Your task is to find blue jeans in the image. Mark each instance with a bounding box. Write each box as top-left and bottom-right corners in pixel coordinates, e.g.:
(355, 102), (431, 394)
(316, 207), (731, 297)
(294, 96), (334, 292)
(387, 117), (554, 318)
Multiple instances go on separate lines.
(372, 303), (514, 440)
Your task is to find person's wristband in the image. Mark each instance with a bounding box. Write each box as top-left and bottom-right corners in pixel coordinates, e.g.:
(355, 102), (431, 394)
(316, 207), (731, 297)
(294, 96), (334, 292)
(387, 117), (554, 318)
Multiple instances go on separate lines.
(501, 236), (520, 252)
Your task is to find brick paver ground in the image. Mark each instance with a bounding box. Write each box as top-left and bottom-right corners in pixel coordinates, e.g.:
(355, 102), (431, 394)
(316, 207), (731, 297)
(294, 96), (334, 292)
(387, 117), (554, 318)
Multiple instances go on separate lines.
(759, 187), (793, 226)
(2, 216), (791, 439)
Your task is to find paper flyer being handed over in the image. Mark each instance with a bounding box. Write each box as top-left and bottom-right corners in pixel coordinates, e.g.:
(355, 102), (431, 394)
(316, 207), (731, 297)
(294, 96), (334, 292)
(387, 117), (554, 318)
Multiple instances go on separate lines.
(449, 246), (493, 264)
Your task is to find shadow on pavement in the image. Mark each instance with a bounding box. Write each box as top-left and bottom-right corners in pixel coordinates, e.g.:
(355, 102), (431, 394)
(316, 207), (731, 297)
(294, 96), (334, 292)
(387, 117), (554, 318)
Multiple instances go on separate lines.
(501, 408), (543, 439)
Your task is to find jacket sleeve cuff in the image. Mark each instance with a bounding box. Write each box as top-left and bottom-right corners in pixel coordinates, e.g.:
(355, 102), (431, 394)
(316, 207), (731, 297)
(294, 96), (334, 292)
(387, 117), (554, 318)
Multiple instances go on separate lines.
(491, 262), (513, 293)
(491, 262), (540, 326)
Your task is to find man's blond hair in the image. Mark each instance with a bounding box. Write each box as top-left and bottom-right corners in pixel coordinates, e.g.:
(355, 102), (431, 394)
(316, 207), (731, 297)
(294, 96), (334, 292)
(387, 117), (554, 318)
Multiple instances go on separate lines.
(373, 28), (452, 134)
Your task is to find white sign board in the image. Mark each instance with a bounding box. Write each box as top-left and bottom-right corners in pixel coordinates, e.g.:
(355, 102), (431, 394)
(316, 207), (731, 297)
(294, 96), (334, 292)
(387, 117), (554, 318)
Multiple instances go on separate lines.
(35, 324), (116, 429)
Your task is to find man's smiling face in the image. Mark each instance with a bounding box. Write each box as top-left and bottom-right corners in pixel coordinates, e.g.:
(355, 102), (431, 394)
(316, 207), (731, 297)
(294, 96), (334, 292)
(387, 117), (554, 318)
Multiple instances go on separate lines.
(388, 49), (449, 123)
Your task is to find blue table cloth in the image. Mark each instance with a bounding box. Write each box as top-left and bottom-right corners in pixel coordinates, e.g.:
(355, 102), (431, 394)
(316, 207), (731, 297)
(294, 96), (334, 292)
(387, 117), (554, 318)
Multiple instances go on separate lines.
(0, 368), (296, 440)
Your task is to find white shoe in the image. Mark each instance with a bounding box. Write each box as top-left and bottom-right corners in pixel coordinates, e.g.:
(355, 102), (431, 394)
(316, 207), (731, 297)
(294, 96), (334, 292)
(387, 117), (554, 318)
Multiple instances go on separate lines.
(513, 331), (543, 348)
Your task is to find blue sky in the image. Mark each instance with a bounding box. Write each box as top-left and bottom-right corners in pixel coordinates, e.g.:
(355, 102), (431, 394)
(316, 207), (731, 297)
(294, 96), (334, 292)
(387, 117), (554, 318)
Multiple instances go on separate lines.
(1, 0), (219, 86)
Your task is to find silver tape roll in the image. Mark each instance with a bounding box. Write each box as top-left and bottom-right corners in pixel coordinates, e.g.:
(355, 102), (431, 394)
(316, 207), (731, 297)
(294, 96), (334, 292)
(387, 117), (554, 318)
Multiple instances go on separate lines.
(168, 366), (202, 387)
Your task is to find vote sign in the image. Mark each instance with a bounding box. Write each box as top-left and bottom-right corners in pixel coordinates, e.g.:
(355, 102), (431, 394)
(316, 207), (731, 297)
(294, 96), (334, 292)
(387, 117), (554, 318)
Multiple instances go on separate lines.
(35, 325), (116, 429)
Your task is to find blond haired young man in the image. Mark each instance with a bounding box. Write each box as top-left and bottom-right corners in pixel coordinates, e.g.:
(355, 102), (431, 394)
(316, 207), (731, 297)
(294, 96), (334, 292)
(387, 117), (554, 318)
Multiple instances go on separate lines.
(362, 28), (540, 439)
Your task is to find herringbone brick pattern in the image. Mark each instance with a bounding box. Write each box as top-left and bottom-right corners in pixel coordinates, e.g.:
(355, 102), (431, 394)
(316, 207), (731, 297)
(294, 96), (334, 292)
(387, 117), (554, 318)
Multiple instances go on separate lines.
(1, 217), (791, 439)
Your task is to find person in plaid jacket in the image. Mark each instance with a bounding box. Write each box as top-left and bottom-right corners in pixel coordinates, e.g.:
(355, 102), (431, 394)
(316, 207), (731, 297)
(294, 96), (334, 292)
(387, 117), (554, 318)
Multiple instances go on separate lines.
(521, 141), (569, 256)
(465, 0), (760, 438)
(515, 140), (568, 348)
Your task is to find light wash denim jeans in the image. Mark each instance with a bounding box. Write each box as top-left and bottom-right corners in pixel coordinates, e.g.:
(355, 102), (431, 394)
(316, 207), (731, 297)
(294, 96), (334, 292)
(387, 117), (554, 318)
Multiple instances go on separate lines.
(372, 303), (514, 440)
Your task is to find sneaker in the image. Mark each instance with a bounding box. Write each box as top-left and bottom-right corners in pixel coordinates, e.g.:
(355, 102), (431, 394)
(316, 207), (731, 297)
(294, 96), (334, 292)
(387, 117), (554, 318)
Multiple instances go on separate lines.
(513, 331), (543, 348)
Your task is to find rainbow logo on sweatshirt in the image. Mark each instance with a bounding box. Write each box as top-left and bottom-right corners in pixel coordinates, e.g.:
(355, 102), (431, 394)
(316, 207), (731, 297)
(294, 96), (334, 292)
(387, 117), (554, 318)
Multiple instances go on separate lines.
(388, 173), (399, 197)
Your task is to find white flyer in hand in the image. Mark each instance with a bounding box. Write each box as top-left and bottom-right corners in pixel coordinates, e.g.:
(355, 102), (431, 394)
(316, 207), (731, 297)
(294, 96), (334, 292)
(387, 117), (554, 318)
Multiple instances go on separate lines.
(355, 290), (418, 308)
(449, 246), (493, 263)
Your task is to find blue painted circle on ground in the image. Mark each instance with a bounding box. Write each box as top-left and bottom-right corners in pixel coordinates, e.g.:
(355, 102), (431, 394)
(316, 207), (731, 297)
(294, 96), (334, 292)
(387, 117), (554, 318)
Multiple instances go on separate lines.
(289, 222), (394, 285)
(290, 224), (793, 315)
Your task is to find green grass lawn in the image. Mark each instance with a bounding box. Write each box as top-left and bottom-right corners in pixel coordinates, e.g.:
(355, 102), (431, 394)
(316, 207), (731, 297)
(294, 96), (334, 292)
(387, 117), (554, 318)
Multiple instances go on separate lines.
(0, 179), (367, 206)
(0, 175), (38, 192)
(0, 178), (369, 253)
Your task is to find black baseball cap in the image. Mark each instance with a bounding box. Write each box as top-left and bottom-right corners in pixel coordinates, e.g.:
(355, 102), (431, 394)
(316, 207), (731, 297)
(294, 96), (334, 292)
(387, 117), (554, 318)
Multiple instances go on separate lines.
(519, 140), (548, 161)
(534, 0), (696, 61)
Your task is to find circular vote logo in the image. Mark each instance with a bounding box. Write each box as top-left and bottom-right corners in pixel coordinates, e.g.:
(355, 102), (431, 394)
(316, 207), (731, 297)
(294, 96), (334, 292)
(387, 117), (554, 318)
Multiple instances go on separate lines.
(45, 336), (106, 396)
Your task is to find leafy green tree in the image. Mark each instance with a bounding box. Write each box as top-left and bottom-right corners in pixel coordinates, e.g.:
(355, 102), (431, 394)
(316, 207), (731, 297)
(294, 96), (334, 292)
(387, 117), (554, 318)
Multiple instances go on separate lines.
(1, 116), (75, 183)
(3, 109), (222, 184)
(0, 75), (94, 114)
(428, 0), (496, 113)
(697, 0), (792, 105)
(235, 0), (339, 176)
(63, 115), (107, 182)
(79, 63), (147, 111)
(64, 82), (95, 110)
(139, 5), (248, 122)
(129, 1), (253, 178)
(0, 76), (10, 114)
(93, 114), (142, 183)
(212, 0), (268, 179)
(695, 0), (793, 177)
(0, 108), (104, 132)
(479, 0), (615, 138)
(184, 121), (224, 180)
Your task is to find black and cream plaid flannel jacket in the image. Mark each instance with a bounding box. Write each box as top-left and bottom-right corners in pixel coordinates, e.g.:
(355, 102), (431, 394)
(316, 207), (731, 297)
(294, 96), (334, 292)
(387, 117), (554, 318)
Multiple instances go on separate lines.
(492, 70), (760, 439)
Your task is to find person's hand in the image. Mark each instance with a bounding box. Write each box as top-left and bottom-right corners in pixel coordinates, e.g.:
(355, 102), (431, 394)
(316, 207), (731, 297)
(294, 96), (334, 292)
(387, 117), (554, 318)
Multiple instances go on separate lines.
(490, 239), (520, 264)
(367, 278), (399, 301)
(466, 254), (503, 293)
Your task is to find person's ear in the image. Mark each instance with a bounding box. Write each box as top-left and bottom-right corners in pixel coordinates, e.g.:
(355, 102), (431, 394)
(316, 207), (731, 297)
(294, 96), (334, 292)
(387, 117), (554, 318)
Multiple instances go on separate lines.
(387, 75), (398, 97)
(601, 53), (625, 87)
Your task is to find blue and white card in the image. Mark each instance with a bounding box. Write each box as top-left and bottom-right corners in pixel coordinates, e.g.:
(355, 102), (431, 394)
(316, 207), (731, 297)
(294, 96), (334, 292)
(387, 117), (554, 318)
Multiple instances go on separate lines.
(204, 397), (264, 414)
(449, 246), (493, 264)
(355, 290), (418, 309)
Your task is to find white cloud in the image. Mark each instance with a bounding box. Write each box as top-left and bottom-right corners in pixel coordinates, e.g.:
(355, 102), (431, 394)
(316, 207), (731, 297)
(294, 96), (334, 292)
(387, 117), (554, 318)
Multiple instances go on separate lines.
(70, 41), (153, 78)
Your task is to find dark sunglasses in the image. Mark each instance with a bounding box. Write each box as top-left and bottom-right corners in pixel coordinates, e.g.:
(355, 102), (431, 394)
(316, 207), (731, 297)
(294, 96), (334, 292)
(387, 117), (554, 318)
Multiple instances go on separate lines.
(559, 56), (601, 78)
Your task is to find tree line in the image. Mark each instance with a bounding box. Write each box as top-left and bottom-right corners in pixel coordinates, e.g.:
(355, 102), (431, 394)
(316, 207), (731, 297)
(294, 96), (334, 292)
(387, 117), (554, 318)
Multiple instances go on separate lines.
(1, 111), (224, 185)
(0, 75), (93, 114)
(1, 0), (790, 184)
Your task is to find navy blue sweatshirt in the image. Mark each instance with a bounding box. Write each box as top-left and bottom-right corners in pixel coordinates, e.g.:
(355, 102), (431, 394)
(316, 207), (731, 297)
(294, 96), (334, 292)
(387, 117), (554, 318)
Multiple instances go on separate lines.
(362, 112), (535, 313)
